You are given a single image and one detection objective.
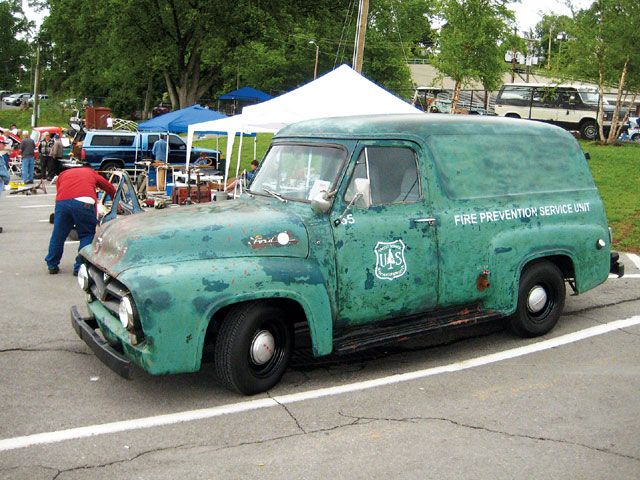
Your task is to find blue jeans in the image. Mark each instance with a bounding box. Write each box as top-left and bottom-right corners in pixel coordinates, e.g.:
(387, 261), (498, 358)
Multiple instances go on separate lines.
(1, 154), (8, 170)
(22, 156), (34, 182)
(45, 200), (97, 272)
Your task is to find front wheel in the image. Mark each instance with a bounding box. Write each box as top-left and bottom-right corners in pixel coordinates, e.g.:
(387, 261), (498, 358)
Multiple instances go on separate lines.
(509, 261), (566, 338)
(214, 302), (293, 395)
(580, 120), (598, 140)
(631, 133), (640, 142)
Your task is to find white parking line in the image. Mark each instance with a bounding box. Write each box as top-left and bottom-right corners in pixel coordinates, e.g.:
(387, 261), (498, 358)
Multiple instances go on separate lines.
(628, 254), (640, 271)
(4, 193), (56, 198)
(0, 315), (638, 452)
(19, 205), (52, 209)
(609, 274), (640, 279)
(65, 241), (79, 245)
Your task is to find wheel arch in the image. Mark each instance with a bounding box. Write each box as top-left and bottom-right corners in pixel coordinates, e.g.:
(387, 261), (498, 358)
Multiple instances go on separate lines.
(197, 290), (332, 370)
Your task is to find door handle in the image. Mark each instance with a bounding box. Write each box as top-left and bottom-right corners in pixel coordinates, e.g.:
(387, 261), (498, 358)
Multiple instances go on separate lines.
(413, 218), (436, 226)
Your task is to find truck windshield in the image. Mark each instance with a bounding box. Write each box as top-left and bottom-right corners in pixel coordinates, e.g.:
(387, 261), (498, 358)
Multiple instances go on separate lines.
(250, 144), (345, 202)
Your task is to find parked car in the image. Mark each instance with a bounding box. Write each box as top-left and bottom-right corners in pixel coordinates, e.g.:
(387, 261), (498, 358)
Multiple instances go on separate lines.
(3, 92), (31, 106)
(152, 103), (172, 117)
(28, 94), (49, 105)
(78, 130), (219, 171)
(494, 83), (625, 140)
(72, 115), (623, 395)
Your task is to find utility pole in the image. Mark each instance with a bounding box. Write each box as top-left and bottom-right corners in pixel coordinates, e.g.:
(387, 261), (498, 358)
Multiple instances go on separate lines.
(353, 0), (369, 73)
(511, 26), (517, 82)
(309, 40), (319, 79)
(32, 41), (41, 128)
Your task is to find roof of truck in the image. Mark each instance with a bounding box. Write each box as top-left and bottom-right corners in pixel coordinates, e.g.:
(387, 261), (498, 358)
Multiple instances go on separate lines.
(276, 113), (571, 140)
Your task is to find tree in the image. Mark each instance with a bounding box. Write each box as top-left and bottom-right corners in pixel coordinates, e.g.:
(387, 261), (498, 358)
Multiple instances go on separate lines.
(0, 1), (32, 89)
(432, 0), (515, 110)
(534, 14), (572, 70)
(557, 0), (640, 143)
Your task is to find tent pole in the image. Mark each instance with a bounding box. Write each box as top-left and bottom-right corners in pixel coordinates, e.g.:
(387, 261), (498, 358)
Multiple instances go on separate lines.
(253, 136), (257, 161)
(234, 133), (244, 198)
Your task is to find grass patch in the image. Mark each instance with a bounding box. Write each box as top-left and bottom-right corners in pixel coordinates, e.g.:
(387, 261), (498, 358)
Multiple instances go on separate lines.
(0, 102), (70, 132)
(581, 140), (640, 252)
(195, 133), (273, 174)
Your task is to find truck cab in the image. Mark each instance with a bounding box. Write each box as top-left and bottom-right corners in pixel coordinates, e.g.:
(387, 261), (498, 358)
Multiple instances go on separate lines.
(79, 130), (219, 171)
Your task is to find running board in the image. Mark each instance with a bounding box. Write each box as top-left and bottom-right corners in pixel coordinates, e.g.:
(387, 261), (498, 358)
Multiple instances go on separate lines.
(333, 305), (503, 354)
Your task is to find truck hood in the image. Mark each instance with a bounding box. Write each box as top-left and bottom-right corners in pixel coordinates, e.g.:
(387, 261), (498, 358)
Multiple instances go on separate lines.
(84, 198), (309, 276)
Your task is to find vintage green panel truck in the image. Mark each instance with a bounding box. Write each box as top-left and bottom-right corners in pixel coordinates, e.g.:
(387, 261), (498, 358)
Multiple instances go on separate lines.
(72, 114), (624, 395)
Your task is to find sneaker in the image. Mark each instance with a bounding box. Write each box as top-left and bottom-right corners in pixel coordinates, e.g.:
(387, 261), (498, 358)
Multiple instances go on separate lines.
(48, 266), (60, 274)
(25, 180), (34, 185)
(73, 270), (79, 277)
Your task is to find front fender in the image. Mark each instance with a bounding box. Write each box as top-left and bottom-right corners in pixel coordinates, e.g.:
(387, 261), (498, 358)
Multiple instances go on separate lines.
(119, 256), (333, 374)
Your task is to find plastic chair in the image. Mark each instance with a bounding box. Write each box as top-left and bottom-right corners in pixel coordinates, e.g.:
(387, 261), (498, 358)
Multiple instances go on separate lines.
(9, 156), (21, 177)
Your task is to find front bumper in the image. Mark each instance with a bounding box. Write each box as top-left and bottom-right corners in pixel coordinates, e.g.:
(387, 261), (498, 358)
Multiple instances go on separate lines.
(71, 305), (132, 379)
(610, 252), (624, 278)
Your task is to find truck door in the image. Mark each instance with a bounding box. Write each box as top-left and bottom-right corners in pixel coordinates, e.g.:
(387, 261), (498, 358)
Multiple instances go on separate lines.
(330, 142), (439, 327)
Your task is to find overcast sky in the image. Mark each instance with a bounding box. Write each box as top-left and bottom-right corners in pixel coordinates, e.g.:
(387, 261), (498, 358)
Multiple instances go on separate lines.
(24, 0), (595, 37)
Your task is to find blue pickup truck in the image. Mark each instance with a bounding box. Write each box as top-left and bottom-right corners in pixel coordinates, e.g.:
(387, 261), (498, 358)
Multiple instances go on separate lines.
(78, 130), (219, 171)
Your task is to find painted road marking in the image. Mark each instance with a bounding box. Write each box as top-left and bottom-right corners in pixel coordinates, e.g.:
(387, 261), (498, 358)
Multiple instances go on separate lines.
(627, 254), (640, 271)
(19, 205), (52, 209)
(609, 274), (640, 279)
(64, 241), (79, 245)
(0, 315), (638, 452)
(4, 193), (56, 198)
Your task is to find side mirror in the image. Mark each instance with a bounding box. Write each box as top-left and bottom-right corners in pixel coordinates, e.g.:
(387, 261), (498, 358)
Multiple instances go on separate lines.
(354, 178), (371, 209)
(311, 191), (332, 214)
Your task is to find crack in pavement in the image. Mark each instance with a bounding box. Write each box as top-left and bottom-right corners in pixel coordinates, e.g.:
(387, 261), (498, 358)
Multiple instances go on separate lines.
(48, 443), (193, 480)
(564, 296), (640, 318)
(337, 413), (640, 463)
(39, 421), (365, 478)
(268, 392), (307, 434)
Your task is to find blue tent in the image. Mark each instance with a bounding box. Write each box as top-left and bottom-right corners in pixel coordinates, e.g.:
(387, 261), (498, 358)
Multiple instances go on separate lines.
(218, 87), (272, 102)
(138, 104), (226, 133)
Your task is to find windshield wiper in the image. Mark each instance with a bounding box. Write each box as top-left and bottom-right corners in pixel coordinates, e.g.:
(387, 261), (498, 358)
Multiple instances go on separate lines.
(262, 187), (287, 203)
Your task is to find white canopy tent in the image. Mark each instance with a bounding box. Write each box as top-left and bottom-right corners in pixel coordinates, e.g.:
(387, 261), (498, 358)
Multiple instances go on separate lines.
(186, 64), (422, 188)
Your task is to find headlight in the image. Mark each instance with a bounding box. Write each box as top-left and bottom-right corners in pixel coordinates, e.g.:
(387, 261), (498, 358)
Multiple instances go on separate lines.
(118, 296), (135, 329)
(77, 264), (90, 291)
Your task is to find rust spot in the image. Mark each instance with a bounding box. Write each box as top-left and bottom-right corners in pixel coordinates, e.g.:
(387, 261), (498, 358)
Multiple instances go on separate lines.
(476, 271), (490, 292)
(186, 334), (192, 343)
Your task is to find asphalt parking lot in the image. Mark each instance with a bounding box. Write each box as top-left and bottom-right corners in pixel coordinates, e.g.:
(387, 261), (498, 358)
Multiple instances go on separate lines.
(1, 188), (639, 480)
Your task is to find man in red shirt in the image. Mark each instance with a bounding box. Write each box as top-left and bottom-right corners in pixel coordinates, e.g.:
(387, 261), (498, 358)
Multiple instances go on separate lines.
(45, 167), (116, 275)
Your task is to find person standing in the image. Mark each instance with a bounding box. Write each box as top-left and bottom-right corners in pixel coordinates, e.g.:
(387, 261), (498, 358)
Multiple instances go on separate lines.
(44, 166), (116, 275)
(50, 133), (64, 176)
(0, 153), (9, 233)
(38, 132), (53, 180)
(9, 124), (18, 135)
(19, 130), (36, 184)
(0, 129), (10, 170)
(152, 134), (168, 162)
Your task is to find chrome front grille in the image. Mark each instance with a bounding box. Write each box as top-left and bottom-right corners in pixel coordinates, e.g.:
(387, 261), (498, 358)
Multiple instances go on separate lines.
(86, 263), (128, 317)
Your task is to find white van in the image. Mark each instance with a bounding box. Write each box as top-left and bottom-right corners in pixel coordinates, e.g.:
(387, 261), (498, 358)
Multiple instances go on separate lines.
(494, 83), (618, 140)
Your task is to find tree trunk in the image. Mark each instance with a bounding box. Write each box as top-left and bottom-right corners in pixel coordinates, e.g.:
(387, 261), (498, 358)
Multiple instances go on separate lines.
(451, 81), (462, 112)
(606, 58), (629, 144)
(163, 71), (179, 110)
(143, 75), (153, 119)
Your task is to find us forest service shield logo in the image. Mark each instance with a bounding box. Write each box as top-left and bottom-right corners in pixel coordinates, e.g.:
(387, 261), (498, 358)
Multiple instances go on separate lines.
(374, 240), (407, 280)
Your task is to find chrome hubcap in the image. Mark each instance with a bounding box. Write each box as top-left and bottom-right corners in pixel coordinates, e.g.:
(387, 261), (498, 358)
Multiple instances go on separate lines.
(527, 286), (548, 313)
(250, 330), (275, 365)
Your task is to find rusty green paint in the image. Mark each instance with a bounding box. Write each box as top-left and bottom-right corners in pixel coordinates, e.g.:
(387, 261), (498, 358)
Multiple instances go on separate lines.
(80, 114), (612, 376)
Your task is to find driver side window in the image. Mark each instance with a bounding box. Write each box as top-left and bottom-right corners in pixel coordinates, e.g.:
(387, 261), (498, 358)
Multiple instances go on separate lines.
(345, 146), (420, 207)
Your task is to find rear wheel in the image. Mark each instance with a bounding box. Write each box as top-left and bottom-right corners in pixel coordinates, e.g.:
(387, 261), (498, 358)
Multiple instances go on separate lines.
(505, 113), (521, 119)
(214, 302), (293, 395)
(509, 261), (565, 338)
(580, 120), (598, 140)
(100, 161), (121, 180)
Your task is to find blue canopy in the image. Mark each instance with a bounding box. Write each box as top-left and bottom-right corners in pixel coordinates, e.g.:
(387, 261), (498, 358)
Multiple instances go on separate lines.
(138, 104), (226, 133)
(218, 87), (272, 102)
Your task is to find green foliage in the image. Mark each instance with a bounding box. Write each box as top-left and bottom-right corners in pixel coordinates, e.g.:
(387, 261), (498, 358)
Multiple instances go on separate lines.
(40, 0), (436, 115)
(0, 100), (68, 131)
(0, 1), (33, 89)
(433, 0), (515, 94)
(534, 14), (573, 70)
